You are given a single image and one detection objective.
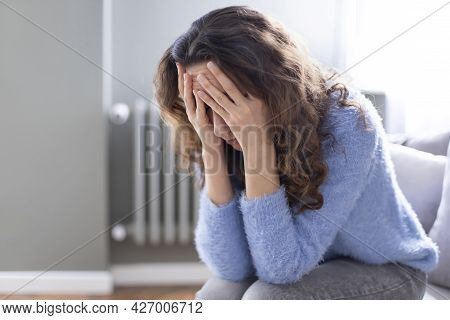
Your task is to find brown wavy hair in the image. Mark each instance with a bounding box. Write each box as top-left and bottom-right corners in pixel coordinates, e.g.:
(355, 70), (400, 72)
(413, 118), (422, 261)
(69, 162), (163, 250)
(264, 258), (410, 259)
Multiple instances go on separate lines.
(153, 5), (367, 214)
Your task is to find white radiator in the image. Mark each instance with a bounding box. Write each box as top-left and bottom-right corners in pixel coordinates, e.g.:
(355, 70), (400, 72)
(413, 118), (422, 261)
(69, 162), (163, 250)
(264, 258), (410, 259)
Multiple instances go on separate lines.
(110, 98), (199, 246)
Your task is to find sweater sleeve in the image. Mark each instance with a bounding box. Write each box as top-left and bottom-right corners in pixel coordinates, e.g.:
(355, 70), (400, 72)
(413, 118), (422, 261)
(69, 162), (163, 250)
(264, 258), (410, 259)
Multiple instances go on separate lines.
(193, 187), (256, 281)
(239, 104), (379, 284)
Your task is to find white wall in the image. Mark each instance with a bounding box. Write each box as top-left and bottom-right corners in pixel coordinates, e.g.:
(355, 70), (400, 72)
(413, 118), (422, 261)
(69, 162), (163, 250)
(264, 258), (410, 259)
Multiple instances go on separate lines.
(343, 0), (450, 134)
(110, 0), (343, 105)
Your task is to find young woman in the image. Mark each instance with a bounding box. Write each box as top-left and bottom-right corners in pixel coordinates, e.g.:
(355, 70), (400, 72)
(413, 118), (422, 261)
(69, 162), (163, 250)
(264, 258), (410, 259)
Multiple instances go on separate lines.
(153, 6), (439, 299)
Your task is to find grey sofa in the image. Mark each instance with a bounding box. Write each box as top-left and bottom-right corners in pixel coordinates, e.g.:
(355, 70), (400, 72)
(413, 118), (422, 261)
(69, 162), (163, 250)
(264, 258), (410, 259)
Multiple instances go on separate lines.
(388, 131), (450, 300)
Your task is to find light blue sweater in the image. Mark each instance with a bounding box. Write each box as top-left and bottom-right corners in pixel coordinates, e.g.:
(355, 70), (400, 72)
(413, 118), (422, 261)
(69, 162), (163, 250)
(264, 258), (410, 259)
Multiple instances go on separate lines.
(193, 87), (439, 284)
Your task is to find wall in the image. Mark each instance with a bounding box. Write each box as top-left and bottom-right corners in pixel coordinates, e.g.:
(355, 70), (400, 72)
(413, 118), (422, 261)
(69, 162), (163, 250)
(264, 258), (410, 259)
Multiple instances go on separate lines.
(343, 0), (450, 134)
(0, 0), (108, 271)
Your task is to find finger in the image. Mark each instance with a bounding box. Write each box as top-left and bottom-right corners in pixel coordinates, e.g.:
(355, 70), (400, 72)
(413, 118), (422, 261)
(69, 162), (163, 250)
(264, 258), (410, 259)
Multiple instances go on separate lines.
(176, 62), (184, 97)
(206, 61), (247, 105)
(206, 106), (214, 124)
(193, 90), (208, 124)
(183, 73), (196, 118)
(227, 138), (242, 151)
(197, 90), (229, 121)
(197, 74), (234, 113)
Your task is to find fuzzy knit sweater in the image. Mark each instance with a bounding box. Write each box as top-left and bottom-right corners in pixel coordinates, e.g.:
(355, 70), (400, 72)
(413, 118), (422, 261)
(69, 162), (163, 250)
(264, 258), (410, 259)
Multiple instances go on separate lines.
(193, 87), (440, 285)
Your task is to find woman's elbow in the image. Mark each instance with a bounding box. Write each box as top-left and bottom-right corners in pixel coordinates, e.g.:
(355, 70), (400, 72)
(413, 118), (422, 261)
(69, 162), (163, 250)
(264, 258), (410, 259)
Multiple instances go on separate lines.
(253, 253), (320, 284)
(253, 259), (304, 284)
(209, 260), (255, 282)
(256, 268), (302, 284)
(195, 243), (255, 281)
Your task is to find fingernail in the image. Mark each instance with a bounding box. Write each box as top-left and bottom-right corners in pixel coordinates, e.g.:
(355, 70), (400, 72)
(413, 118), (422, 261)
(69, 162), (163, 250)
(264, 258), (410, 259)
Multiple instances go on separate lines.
(207, 61), (215, 68)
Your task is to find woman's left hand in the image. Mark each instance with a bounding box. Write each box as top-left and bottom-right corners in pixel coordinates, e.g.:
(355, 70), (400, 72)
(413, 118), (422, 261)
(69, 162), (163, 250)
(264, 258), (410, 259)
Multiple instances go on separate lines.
(196, 61), (271, 152)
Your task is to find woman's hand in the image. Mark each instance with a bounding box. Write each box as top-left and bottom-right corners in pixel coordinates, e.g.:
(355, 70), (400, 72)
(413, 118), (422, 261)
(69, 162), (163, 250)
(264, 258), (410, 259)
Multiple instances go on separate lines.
(196, 61), (280, 199)
(195, 61), (272, 152)
(176, 62), (234, 204)
(176, 62), (223, 156)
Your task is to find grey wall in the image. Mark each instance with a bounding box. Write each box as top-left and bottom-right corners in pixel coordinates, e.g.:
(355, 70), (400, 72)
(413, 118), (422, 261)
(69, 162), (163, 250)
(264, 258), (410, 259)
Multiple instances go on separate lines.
(0, 0), (108, 270)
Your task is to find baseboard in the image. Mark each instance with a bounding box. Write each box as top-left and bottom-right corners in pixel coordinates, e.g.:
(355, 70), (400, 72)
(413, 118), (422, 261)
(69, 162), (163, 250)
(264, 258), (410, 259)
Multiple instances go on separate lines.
(0, 271), (113, 295)
(111, 262), (211, 286)
(0, 263), (210, 295)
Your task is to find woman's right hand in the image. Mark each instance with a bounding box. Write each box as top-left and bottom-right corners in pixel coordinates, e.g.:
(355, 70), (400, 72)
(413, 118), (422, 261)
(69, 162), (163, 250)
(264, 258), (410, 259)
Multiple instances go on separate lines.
(176, 62), (223, 156)
(176, 62), (233, 205)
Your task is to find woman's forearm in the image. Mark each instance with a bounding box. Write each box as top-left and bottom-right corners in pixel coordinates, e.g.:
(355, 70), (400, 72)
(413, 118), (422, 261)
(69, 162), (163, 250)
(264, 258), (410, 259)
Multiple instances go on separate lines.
(243, 139), (280, 199)
(195, 143), (255, 281)
(202, 146), (234, 205)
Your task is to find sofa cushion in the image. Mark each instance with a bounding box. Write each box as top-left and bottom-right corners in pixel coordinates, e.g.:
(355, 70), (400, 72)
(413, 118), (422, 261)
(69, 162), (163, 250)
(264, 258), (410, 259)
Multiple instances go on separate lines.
(387, 143), (446, 233)
(428, 141), (450, 288)
(404, 131), (450, 156)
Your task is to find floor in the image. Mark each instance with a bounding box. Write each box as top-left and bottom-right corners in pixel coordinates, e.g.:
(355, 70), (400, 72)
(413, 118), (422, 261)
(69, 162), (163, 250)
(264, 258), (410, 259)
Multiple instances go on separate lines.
(423, 284), (450, 300)
(4, 286), (201, 300)
(5, 284), (449, 300)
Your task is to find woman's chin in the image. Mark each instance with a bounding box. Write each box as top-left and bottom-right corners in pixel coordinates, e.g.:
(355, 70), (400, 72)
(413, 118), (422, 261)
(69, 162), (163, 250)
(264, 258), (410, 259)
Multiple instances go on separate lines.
(226, 138), (242, 151)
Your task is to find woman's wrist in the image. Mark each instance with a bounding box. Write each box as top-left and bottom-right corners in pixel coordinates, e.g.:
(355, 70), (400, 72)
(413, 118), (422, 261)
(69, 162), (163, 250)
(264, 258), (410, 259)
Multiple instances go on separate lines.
(243, 138), (280, 199)
(202, 142), (225, 169)
(242, 137), (275, 169)
(202, 143), (234, 205)
(201, 136), (223, 156)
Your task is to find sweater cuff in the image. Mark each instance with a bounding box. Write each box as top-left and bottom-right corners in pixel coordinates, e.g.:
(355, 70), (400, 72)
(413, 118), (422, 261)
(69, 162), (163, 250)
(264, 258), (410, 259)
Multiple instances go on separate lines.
(200, 187), (240, 212)
(198, 188), (243, 226)
(239, 184), (293, 226)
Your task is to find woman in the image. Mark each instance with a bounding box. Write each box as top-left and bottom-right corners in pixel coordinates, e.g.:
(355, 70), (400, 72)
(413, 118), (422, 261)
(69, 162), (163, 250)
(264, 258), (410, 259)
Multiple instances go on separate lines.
(153, 5), (438, 299)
